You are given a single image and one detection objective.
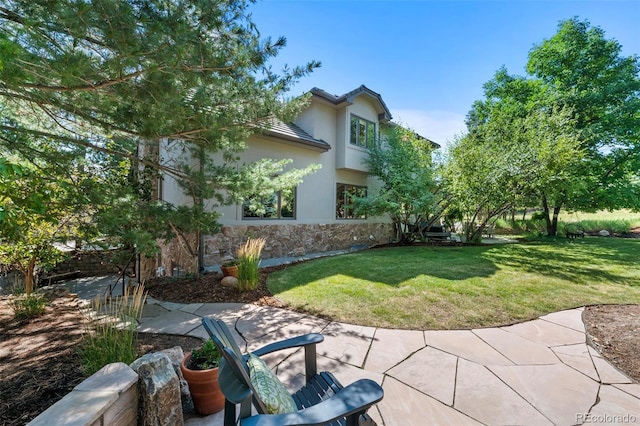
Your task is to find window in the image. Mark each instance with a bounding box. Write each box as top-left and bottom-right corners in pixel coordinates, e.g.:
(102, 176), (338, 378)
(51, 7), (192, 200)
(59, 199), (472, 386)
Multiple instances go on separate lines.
(243, 188), (296, 220)
(336, 183), (367, 219)
(350, 114), (376, 148)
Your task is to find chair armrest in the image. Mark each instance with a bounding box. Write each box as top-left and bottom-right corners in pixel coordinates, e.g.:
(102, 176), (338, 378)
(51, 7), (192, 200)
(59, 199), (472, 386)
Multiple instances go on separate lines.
(240, 379), (384, 426)
(250, 333), (324, 357)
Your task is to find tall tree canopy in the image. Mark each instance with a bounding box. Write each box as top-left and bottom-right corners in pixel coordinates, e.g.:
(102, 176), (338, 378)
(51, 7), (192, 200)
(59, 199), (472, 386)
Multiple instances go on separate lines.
(458, 18), (639, 236)
(0, 0), (320, 276)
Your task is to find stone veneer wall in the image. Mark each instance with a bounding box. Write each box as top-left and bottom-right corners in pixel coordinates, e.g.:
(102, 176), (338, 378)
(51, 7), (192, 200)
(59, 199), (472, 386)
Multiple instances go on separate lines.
(203, 222), (395, 266)
(46, 249), (135, 281)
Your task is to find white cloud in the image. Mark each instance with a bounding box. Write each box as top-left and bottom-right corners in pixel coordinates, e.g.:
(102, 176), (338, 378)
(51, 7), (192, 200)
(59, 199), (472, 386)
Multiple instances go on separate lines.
(390, 109), (467, 150)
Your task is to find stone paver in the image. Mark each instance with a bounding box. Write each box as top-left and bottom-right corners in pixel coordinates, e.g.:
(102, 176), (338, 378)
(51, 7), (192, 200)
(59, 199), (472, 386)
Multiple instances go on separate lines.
(592, 355), (635, 384)
(317, 321), (376, 367)
(454, 359), (552, 425)
(139, 302), (170, 320)
(488, 363), (600, 425)
(386, 346), (457, 405)
(552, 343), (599, 380)
(473, 327), (559, 365)
(364, 328), (425, 373)
(247, 314), (329, 367)
(539, 308), (586, 332)
(425, 329), (513, 366)
(136, 309), (201, 335)
(587, 385), (640, 424)
(501, 318), (586, 346)
(614, 383), (640, 399)
(378, 376), (482, 426)
(236, 305), (310, 341)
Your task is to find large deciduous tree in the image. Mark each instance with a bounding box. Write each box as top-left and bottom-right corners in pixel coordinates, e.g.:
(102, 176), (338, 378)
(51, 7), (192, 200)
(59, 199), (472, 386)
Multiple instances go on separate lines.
(0, 0), (320, 277)
(526, 18), (640, 232)
(457, 18), (639, 236)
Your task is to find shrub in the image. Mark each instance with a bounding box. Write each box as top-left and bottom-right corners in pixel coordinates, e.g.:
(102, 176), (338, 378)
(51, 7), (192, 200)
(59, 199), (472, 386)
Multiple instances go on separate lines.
(236, 237), (265, 291)
(571, 219), (631, 234)
(9, 293), (47, 319)
(81, 284), (147, 375)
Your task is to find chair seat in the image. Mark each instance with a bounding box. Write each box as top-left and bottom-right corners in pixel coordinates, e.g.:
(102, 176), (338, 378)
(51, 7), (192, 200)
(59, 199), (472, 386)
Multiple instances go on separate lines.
(293, 372), (376, 426)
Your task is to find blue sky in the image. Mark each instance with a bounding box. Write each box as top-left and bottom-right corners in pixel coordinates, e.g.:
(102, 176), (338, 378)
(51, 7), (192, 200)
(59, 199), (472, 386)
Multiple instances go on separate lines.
(249, 0), (639, 148)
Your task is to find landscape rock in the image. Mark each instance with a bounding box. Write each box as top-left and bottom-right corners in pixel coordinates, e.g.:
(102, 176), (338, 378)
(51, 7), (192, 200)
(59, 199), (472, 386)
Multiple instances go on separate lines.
(130, 352), (183, 426)
(599, 230), (611, 237)
(161, 346), (195, 415)
(221, 276), (238, 288)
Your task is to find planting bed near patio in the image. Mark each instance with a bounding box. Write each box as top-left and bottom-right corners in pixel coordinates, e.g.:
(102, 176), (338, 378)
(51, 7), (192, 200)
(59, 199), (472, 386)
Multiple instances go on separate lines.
(1, 263), (638, 424)
(0, 297), (202, 425)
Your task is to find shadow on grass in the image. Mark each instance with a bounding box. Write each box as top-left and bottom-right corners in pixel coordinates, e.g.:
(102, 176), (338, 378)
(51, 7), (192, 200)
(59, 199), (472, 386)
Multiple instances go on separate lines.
(268, 237), (640, 293)
(483, 237), (640, 286)
(268, 245), (499, 291)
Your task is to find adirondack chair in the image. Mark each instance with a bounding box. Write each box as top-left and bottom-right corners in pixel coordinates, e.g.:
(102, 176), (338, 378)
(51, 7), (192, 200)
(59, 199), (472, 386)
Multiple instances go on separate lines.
(201, 317), (383, 426)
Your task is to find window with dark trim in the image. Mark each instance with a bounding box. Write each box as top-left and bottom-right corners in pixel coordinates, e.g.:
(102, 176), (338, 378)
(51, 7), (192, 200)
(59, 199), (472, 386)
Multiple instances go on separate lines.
(243, 188), (296, 220)
(350, 114), (376, 148)
(336, 183), (367, 219)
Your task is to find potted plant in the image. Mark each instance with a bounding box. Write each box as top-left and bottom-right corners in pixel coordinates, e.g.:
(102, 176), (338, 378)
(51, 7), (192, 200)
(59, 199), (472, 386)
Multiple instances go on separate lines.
(180, 339), (224, 415)
(220, 259), (239, 278)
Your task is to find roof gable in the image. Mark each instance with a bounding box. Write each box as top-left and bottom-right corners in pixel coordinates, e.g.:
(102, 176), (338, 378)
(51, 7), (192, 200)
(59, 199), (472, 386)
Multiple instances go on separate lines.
(309, 85), (392, 122)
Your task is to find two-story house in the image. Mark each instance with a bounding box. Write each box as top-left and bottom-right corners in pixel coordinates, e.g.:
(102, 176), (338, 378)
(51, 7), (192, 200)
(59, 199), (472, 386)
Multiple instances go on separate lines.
(158, 85), (435, 273)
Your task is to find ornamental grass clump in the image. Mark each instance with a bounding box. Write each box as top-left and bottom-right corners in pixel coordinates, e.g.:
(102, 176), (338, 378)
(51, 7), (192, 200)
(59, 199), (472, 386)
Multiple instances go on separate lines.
(236, 237), (265, 291)
(82, 284), (147, 375)
(9, 293), (47, 319)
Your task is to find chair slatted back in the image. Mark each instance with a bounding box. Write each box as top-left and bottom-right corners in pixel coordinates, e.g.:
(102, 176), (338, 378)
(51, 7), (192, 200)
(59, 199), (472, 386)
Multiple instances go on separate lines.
(202, 317), (269, 414)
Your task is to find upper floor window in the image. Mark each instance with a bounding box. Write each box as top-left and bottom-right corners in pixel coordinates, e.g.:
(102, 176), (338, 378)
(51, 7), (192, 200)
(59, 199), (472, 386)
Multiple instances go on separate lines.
(350, 114), (376, 148)
(336, 183), (367, 219)
(243, 188), (296, 220)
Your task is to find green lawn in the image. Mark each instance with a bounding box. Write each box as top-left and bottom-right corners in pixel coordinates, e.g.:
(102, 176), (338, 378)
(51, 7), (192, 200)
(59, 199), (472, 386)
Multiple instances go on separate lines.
(266, 237), (640, 330)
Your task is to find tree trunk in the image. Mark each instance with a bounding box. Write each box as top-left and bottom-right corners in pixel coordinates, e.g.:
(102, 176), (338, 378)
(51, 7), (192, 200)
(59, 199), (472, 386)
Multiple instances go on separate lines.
(550, 206), (562, 237)
(24, 256), (37, 295)
(542, 194), (562, 237)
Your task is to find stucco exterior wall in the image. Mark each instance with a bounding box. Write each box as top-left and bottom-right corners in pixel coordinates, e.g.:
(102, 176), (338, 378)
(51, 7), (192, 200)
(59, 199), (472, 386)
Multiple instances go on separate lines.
(338, 96), (380, 172)
(213, 134), (333, 225)
(158, 138), (194, 207)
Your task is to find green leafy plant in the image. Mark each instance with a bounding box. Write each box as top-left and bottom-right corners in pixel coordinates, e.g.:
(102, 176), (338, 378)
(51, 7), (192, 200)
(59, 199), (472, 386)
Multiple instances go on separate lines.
(9, 293), (47, 320)
(236, 237), (266, 291)
(82, 284), (147, 375)
(223, 259), (240, 267)
(187, 339), (222, 370)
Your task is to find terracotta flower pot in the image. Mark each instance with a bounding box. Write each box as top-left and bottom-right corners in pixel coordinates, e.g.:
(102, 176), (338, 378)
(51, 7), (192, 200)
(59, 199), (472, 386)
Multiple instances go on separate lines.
(180, 354), (225, 415)
(221, 264), (238, 278)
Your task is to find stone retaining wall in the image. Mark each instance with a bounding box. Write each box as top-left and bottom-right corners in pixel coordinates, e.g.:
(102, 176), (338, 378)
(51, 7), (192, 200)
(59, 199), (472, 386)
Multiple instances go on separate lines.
(203, 222), (395, 266)
(46, 249), (135, 282)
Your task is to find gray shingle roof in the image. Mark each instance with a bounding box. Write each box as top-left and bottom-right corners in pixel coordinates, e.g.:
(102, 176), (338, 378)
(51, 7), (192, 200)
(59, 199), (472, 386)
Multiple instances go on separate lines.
(264, 120), (330, 151)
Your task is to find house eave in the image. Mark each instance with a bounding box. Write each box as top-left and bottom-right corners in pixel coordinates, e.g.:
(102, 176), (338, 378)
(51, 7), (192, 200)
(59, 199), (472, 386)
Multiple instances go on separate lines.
(262, 132), (331, 152)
